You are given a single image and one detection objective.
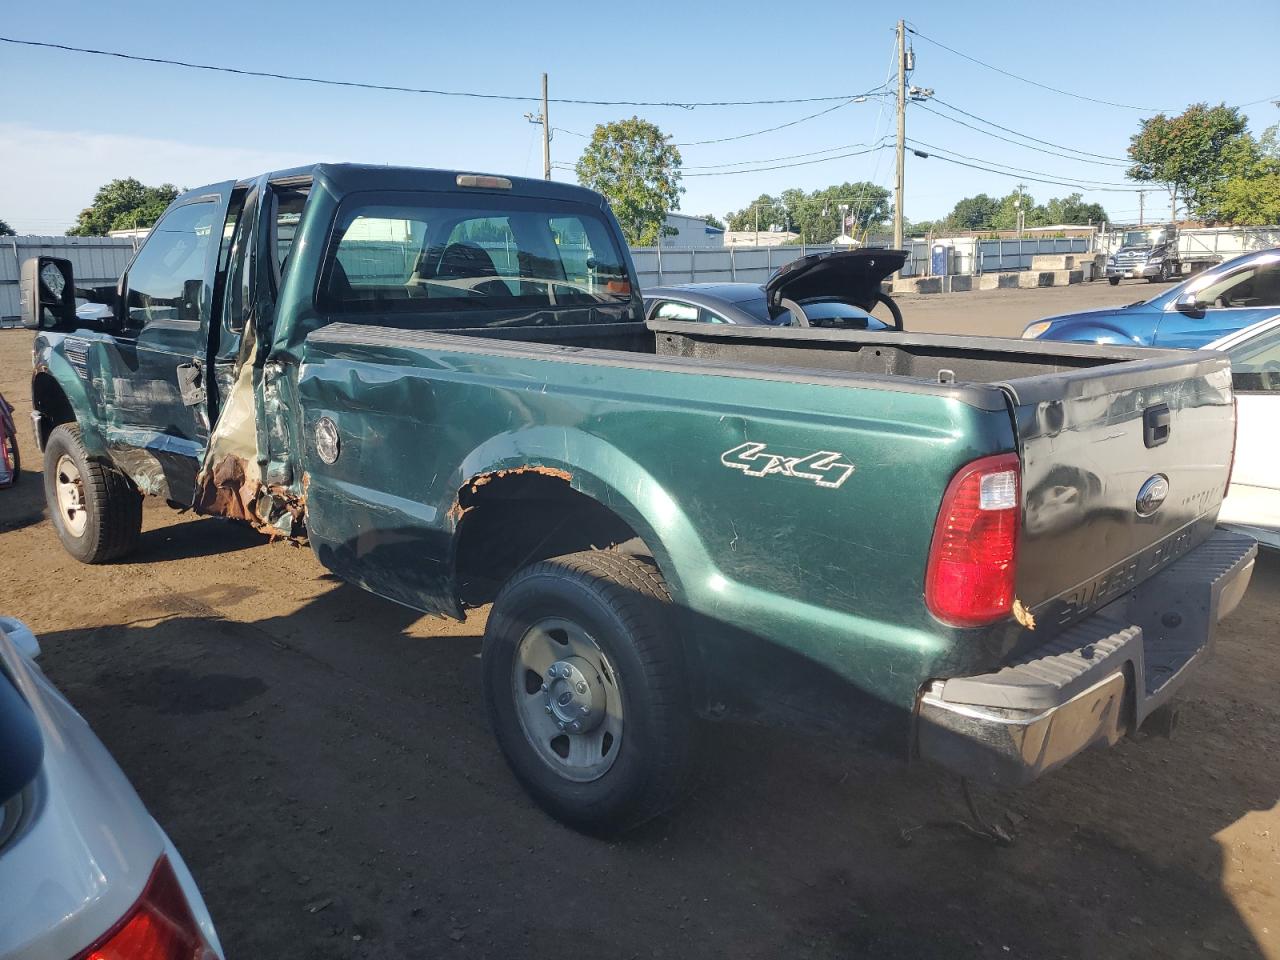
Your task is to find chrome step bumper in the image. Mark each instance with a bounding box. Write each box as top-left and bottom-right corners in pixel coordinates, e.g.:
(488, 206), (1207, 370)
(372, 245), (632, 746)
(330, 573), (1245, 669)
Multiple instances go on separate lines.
(915, 530), (1257, 787)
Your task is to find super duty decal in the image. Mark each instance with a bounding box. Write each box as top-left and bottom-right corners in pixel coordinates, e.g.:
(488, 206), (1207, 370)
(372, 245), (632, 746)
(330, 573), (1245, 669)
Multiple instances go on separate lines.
(720, 442), (855, 489)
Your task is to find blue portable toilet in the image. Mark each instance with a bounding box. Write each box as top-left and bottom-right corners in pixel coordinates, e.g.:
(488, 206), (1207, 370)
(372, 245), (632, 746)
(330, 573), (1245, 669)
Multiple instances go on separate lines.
(930, 242), (952, 277)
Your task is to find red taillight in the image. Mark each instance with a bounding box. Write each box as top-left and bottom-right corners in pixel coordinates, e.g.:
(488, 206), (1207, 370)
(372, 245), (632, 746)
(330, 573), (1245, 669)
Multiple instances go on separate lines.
(74, 857), (215, 960)
(1224, 396), (1238, 498)
(925, 452), (1021, 627)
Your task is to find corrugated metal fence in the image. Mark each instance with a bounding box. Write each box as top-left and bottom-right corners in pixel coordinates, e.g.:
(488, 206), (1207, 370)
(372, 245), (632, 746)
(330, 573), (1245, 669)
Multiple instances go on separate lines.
(0, 236), (137, 327)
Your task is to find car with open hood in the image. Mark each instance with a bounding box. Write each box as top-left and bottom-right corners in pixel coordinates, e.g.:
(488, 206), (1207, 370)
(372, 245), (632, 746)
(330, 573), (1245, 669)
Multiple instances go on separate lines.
(645, 248), (907, 330)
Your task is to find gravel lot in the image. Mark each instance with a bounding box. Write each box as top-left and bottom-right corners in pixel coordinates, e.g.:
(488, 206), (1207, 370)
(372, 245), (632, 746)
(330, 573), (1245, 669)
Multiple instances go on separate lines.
(2, 279), (1277, 960)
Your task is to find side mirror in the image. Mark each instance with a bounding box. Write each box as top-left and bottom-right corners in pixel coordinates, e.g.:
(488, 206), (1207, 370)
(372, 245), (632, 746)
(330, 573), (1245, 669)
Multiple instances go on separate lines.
(1174, 291), (1206, 317)
(19, 257), (76, 330)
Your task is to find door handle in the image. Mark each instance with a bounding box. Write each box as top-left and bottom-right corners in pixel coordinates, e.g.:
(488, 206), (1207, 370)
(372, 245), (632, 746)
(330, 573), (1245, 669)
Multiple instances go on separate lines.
(176, 361), (205, 407)
(1143, 403), (1171, 448)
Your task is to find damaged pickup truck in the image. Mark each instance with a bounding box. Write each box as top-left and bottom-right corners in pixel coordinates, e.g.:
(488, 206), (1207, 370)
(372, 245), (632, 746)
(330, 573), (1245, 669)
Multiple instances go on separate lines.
(24, 164), (1257, 833)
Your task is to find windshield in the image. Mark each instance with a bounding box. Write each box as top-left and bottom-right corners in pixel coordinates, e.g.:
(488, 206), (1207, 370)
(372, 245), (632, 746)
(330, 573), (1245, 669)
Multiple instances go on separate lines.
(319, 194), (633, 322)
(1121, 230), (1166, 247)
(737, 296), (886, 329)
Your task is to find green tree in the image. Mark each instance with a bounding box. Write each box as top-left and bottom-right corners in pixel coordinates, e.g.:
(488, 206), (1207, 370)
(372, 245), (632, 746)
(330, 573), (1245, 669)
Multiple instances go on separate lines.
(1040, 193), (1109, 225)
(699, 212), (725, 230)
(1199, 116), (1280, 224)
(727, 182), (891, 241)
(66, 178), (182, 237)
(726, 193), (784, 232)
(1127, 103), (1248, 220)
(0, 219), (14, 237)
(943, 193), (1000, 231)
(574, 117), (683, 246)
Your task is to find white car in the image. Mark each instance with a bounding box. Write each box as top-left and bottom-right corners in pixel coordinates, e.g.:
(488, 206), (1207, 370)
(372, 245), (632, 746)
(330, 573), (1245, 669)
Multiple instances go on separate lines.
(0, 617), (223, 959)
(1210, 315), (1280, 549)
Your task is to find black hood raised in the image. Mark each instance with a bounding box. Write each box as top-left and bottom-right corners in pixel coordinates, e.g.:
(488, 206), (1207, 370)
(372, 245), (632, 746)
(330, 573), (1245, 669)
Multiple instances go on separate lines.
(765, 248), (907, 311)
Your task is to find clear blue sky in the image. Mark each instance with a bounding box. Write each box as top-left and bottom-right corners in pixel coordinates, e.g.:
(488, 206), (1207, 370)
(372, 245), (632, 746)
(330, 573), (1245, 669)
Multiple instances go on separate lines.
(2, 0), (1278, 234)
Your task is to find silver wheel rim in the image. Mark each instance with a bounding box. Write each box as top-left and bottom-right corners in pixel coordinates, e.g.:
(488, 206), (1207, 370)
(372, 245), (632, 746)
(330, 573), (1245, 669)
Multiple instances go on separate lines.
(54, 455), (88, 538)
(511, 617), (624, 782)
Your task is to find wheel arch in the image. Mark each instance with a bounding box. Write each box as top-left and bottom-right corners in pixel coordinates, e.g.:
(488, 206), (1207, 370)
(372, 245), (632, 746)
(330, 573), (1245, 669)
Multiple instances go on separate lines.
(31, 360), (107, 457)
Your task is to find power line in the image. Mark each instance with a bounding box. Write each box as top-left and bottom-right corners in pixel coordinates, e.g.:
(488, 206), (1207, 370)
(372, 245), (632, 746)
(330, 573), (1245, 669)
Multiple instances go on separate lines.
(927, 97), (1129, 163)
(916, 151), (1143, 192)
(906, 138), (1135, 188)
(673, 93), (889, 146)
(915, 102), (1130, 167)
(683, 140), (885, 170)
(683, 143), (891, 177)
(904, 26), (1167, 112)
(0, 35), (885, 109)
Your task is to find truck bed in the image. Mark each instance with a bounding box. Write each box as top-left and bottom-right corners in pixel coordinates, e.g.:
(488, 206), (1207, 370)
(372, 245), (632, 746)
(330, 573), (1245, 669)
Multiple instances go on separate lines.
(307, 318), (1234, 646)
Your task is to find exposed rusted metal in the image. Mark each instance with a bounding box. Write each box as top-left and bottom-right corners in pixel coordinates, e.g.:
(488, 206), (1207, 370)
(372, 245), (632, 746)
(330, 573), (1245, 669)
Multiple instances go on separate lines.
(449, 464), (575, 525)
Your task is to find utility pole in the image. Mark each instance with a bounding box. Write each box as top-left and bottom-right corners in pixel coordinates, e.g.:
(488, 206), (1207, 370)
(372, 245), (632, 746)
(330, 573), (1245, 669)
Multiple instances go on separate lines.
(540, 73), (550, 181)
(524, 73), (551, 180)
(1138, 191), (1145, 226)
(893, 19), (906, 251)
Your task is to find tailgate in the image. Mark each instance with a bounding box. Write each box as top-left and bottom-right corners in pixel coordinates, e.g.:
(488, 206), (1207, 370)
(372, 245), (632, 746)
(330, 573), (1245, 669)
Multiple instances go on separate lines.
(1002, 349), (1235, 631)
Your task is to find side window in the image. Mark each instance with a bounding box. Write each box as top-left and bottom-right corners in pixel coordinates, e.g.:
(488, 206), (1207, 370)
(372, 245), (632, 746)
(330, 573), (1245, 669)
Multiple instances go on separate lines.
(1195, 261), (1280, 309)
(124, 201), (217, 328)
(273, 185), (312, 275)
(1228, 323), (1280, 392)
(698, 308), (730, 324)
(652, 300), (698, 322)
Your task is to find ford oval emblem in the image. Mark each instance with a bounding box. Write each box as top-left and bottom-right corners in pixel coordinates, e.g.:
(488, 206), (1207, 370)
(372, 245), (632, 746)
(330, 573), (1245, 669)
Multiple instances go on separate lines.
(1135, 474), (1169, 517)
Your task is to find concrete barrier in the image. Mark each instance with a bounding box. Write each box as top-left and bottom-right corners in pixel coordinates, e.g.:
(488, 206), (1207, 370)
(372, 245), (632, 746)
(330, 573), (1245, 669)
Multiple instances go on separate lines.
(892, 276), (943, 295)
(1018, 271), (1055, 288)
(1049, 269), (1084, 286)
(947, 275), (974, 293)
(1031, 254), (1084, 270)
(978, 272), (1021, 290)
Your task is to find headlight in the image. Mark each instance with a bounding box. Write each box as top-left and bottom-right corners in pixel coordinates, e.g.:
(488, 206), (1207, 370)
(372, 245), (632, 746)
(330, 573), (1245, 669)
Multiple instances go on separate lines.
(1023, 321), (1053, 339)
(1107, 257), (1116, 265)
(1148, 257), (1162, 265)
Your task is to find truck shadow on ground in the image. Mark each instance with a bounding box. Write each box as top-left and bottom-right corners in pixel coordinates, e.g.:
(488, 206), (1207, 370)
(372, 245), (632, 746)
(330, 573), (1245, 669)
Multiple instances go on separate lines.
(0, 468), (46, 533)
(133, 513), (269, 563)
(31, 554), (1279, 960)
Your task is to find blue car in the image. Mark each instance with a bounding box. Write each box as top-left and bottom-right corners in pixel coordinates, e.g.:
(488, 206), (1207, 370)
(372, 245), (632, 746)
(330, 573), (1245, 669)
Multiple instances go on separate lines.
(1023, 247), (1280, 348)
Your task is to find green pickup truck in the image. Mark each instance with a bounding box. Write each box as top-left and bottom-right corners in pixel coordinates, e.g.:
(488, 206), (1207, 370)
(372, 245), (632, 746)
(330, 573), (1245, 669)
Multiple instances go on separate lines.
(23, 164), (1257, 833)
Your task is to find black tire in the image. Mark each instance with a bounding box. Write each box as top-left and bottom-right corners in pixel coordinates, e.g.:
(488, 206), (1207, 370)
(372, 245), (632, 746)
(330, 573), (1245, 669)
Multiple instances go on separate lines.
(1108, 277), (1120, 286)
(42, 424), (142, 563)
(482, 550), (694, 834)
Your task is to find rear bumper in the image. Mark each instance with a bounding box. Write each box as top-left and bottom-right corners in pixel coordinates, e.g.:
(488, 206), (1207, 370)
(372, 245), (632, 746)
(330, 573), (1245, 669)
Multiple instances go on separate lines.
(915, 530), (1257, 787)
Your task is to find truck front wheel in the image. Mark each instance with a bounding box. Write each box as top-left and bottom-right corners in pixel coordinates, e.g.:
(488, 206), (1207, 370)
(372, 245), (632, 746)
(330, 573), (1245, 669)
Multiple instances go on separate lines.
(1108, 277), (1120, 286)
(482, 550), (694, 835)
(42, 424), (142, 564)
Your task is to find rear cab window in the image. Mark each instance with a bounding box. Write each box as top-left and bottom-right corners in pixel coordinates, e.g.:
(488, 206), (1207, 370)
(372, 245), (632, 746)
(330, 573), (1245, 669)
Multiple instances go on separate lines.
(317, 192), (636, 328)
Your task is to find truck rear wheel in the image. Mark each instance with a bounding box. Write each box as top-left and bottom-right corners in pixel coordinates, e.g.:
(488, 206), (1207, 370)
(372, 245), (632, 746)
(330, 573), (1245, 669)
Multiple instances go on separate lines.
(482, 550), (693, 835)
(42, 424), (142, 564)
(1108, 277), (1120, 286)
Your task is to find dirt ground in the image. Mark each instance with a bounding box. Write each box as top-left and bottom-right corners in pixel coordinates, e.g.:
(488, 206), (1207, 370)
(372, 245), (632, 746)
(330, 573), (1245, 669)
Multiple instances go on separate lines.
(2, 280), (1277, 960)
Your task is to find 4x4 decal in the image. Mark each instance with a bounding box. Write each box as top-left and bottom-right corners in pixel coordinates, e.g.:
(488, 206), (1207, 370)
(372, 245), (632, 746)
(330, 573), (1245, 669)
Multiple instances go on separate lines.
(720, 442), (855, 489)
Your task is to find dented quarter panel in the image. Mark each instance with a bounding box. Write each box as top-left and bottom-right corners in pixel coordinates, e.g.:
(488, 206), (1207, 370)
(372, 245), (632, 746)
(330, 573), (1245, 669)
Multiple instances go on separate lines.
(297, 325), (1021, 733)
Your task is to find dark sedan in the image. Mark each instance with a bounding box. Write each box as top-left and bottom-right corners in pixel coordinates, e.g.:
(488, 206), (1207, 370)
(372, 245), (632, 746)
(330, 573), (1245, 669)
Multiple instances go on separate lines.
(645, 248), (907, 331)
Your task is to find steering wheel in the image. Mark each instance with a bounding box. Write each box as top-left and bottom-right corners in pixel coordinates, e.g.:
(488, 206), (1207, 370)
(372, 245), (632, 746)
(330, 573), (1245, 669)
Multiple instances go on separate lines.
(873, 291), (904, 330)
